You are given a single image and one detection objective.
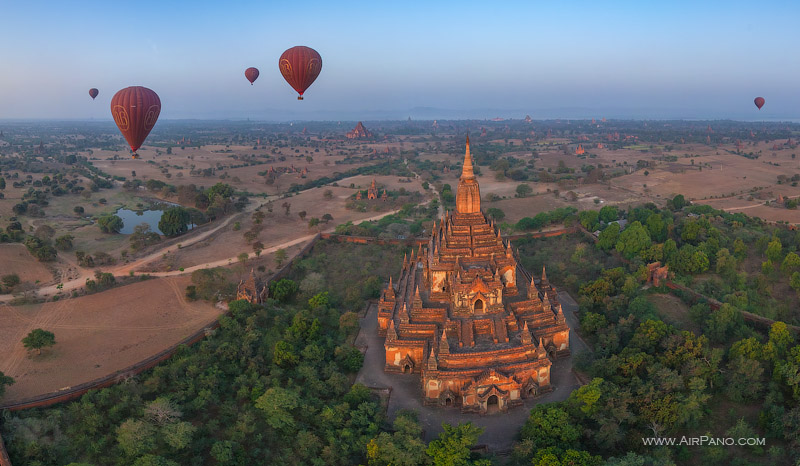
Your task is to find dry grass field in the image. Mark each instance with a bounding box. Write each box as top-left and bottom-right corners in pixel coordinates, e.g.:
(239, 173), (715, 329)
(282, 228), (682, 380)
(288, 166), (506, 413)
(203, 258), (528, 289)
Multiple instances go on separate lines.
(0, 275), (222, 403)
(0, 244), (53, 287)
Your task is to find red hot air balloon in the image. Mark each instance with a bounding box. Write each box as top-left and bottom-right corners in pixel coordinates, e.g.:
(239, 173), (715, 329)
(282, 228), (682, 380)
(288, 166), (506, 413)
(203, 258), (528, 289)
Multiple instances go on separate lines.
(245, 67), (259, 85)
(754, 97), (765, 110)
(110, 86), (161, 159)
(278, 46), (322, 100)
(89, 88), (99, 100)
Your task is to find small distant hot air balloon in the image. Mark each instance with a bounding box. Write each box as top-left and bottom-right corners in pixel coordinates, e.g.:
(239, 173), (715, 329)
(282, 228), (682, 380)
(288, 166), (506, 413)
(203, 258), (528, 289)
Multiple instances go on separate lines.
(89, 88), (99, 100)
(278, 46), (322, 100)
(245, 67), (259, 85)
(110, 86), (161, 159)
(754, 97), (765, 110)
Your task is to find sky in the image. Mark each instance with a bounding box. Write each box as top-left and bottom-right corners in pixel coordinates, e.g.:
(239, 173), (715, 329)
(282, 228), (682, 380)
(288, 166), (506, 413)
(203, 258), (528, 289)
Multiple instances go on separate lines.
(1, 0), (798, 121)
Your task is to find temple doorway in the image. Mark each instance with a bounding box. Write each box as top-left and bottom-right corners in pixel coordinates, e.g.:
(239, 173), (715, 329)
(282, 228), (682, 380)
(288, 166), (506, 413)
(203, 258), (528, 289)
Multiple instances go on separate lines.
(474, 299), (484, 312)
(486, 395), (499, 413)
(403, 364), (411, 373)
(445, 397), (453, 407)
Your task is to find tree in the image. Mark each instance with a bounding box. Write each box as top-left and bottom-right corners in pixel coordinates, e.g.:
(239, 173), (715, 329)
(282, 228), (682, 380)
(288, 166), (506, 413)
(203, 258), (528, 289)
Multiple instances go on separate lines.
(206, 182), (234, 203)
(516, 184), (533, 197)
(130, 224), (161, 250)
(791, 272), (800, 293)
(308, 217), (320, 228)
(704, 303), (744, 343)
(270, 278), (298, 303)
(322, 213), (333, 223)
(97, 214), (123, 233)
(485, 207), (505, 221)
(579, 210), (600, 230)
(275, 248), (288, 267)
(73, 205), (84, 214)
(282, 201), (291, 216)
(54, 234), (74, 251)
(22, 328), (55, 355)
(144, 397), (182, 425)
(117, 419), (155, 457)
(252, 241), (264, 257)
(615, 221), (651, 259)
(599, 205), (619, 223)
(668, 194), (687, 210)
(158, 206), (191, 237)
(0, 177), (5, 190)
(2, 273), (20, 290)
(775, 346), (800, 401)
(132, 455), (179, 466)
(426, 422), (491, 466)
(766, 237), (783, 262)
(366, 410), (428, 466)
(255, 387), (300, 430)
(298, 210), (307, 220)
(597, 223), (620, 251)
(0, 371), (14, 398)
(519, 405), (581, 451)
(781, 252), (800, 275)
(323, 189), (334, 200)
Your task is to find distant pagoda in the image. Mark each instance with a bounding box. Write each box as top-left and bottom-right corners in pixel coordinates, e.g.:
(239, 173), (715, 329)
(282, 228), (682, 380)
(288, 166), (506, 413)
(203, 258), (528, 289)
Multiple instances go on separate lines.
(377, 136), (570, 413)
(346, 122), (372, 139)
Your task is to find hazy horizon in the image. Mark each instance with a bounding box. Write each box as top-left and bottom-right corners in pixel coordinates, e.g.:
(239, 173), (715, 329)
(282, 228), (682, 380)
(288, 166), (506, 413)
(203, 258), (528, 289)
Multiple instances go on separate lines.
(2, 0), (798, 120)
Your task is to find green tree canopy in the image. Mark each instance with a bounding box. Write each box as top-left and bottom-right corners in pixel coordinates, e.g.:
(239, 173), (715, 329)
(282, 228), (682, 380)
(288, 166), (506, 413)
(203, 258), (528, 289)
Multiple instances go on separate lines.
(158, 206), (191, 237)
(22, 328), (56, 355)
(97, 214), (123, 234)
(426, 422), (490, 466)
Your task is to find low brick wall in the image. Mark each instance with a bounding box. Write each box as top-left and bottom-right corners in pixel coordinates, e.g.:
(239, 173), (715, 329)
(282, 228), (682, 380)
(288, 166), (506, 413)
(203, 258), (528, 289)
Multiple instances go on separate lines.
(664, 281), (800, 333)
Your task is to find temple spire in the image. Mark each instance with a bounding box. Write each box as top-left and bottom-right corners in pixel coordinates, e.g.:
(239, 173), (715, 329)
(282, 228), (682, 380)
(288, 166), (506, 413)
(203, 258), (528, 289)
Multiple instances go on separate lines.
(387, 320), (397, 341)
(556, 303), (566, 323)
(528, 275), (538, 299)
(439, 329), (450, 355)
(521, 322), (532, 345)
(461, 134), (475, 180)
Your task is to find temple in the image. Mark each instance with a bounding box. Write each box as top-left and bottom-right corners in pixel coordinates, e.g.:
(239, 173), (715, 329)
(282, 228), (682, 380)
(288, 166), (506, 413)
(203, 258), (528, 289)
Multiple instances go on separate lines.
(377, 136), (570, 413)
(346, 121), (372, 139)
(236, 269), (268, 304)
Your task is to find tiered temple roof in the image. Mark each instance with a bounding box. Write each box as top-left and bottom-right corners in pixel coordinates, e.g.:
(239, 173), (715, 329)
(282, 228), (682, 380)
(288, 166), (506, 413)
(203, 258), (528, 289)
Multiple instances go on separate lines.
(377, 137), (570, 413)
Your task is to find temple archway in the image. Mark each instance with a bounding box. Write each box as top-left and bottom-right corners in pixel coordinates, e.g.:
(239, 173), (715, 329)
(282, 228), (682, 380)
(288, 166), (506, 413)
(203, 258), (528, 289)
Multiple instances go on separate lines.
(487, 395), (499, 413)
(403, 364), (411, 373)
(474, 299), (484, 312)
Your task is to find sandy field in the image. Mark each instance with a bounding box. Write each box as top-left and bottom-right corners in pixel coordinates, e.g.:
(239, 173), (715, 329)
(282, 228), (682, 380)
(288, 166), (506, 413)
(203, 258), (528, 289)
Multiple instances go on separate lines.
(0, 244), (53, 287)
(0, 276), (222, 403)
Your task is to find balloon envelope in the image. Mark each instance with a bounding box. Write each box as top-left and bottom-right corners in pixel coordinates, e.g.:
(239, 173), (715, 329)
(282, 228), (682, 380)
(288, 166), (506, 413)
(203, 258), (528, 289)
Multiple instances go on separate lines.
(278, 46), (322, 100)
(110, 86), (161, 156)
(754, 97), (765, 110)
(245, 67), (259, 85)
(89, 88), (99, 100)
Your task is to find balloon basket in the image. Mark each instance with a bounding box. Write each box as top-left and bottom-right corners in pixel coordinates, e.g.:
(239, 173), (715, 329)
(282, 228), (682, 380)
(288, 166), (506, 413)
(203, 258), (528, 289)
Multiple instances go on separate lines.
(297, 96), (303, 100)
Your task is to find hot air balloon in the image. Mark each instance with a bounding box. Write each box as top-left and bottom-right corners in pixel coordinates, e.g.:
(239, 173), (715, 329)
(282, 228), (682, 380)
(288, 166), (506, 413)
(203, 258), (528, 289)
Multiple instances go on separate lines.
(754, 97), (765, 110)
(89, 88), (99, 100)
(110, 86), (161, 159)
(245, 67), (259, 85)
(278, 46), (322, 100)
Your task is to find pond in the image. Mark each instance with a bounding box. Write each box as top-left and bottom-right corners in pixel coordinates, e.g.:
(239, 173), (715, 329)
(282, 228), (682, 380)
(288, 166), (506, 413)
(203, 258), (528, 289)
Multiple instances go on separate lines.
(115, 208), (195, 235)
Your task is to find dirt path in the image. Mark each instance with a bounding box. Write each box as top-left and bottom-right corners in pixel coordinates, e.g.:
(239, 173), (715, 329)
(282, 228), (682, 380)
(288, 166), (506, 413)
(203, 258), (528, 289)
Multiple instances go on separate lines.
(0, 199), (266, 303)
(0, 202), (408, 302)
